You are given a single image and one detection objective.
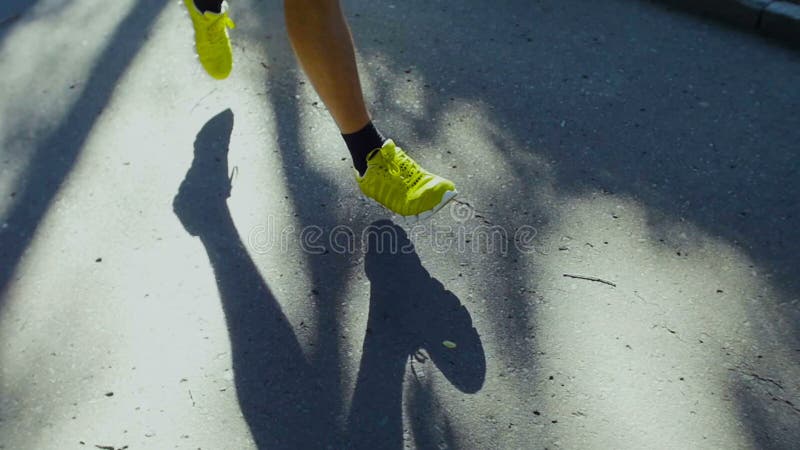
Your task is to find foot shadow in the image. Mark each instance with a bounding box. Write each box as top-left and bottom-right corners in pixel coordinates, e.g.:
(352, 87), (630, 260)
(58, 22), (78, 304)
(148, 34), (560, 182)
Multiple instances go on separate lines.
(348, 220), (486, 449)
(173, 110), (337, 449)
(173, 113), (484, 449)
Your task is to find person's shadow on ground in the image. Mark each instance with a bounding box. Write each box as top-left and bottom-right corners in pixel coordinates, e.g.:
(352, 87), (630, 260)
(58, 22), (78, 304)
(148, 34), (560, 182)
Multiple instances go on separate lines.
(172, 110), (485, 449)
(349, 220), (486, 449)
(172, 109), (334, 448)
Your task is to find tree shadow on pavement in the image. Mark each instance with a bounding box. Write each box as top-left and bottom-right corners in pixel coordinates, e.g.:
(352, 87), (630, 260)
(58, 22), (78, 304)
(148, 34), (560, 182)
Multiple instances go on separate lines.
(0, 0), (167, 306)
(173, 112), (485, 449)
(253, 2), (355, 431)
(0, 0), (42, 45)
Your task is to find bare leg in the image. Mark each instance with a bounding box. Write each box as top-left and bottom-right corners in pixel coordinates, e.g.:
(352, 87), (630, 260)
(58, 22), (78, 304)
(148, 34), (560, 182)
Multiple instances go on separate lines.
(284, 0), (370, 134)
(283, 0), (456, 219)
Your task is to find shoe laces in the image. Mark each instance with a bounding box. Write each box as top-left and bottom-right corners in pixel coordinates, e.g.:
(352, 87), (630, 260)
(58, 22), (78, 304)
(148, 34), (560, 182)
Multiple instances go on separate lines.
(381, 144), (425, 189)
(207, 13), (235, 45)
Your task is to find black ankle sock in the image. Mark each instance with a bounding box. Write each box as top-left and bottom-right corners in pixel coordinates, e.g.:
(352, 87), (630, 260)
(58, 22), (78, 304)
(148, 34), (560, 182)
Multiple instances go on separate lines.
(343, 122), (385, 176)
(194, 0), (223, 13)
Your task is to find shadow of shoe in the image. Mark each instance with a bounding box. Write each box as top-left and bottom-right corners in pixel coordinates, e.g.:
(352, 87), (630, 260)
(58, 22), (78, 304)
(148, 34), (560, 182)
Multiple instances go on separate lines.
(348, 220), (485, 449)
(173, 109), (234, 237)
(364, 220), (486, 393)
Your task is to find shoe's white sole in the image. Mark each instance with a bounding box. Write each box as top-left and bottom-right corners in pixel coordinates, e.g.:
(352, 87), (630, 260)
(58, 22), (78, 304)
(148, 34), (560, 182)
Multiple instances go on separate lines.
(398, 190), (458, 225)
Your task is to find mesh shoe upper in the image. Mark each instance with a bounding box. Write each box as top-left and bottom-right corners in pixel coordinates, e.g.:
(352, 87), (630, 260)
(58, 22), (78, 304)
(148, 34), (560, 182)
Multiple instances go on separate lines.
(184, 0), (235, 80)
(356, 139), (456, 217)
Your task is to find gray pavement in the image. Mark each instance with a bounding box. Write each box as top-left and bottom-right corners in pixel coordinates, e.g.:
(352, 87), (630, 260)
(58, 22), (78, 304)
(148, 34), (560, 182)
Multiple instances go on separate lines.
(1, 0), (799, 449)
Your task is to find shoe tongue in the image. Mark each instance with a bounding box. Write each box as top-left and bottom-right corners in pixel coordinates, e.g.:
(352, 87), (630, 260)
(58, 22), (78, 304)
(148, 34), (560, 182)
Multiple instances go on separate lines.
(379, 140), (396, 160)
(366, 148), (381, 162)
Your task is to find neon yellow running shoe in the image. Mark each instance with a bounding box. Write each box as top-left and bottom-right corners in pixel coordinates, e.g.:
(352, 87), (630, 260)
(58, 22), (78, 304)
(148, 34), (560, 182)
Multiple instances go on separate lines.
(183, 0), (235, 80)
(356, 139), (457, 223)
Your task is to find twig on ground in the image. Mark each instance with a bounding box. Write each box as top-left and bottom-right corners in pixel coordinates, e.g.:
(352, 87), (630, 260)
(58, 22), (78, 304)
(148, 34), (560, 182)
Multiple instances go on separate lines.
(728, 367), (784, 390)
(190, 88), (217, 112)
(563, 273), (616, 287)
(451, 198), (495, 225)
